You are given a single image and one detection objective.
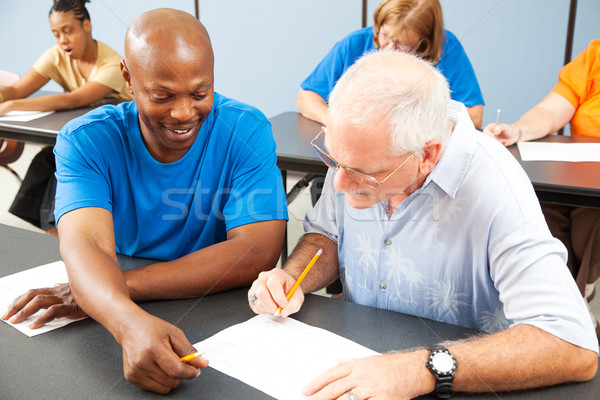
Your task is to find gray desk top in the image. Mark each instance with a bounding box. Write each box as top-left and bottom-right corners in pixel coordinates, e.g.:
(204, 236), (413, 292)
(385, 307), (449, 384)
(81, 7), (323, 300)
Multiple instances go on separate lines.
(508, 135), (600, 208)
(270, 111), (328, 175)
(270, 111), (600, 208)
(1, 224), (599, 399)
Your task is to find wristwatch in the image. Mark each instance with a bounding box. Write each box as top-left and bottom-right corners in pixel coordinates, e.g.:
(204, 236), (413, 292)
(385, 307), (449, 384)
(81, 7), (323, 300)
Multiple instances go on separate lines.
(426, 345), (457, 399)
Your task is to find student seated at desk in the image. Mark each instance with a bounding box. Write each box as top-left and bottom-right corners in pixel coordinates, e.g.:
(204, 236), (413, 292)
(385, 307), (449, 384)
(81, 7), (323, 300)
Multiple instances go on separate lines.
(297, 0), (484, 128)
(248, 51), (597, 399)
(484, 39), (600, 333)
(1, 0), (132, 234)
(299, 1), (485, 293)
(2, 8), (287, 394)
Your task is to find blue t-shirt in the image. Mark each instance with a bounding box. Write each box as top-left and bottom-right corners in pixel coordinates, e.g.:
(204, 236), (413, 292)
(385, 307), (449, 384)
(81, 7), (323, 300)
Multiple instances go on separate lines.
(301, 26), (484, 107)
(54, 93), (288, 261)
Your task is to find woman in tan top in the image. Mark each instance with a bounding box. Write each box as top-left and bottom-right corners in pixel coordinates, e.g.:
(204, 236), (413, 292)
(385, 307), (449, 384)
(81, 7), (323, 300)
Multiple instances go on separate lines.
(3, 0), (132, 233)
(0, 0), (131, 114)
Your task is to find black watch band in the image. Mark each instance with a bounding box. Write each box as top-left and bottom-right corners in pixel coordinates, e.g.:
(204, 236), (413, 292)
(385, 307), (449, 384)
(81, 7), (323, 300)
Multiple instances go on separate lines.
(427, 345), (456, 399)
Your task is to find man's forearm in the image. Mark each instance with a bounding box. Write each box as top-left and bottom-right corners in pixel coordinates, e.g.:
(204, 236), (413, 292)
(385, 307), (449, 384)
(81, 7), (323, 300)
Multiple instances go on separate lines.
(282, 233), (339, 294)
(446, 324), (597, 392)
(60, 237), (144, 342)
(124, 221), (286, 300)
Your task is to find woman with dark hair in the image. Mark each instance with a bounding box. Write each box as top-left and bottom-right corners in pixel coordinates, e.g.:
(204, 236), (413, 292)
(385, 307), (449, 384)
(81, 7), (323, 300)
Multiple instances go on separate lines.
(298, 0), (484, 129)
(1, 0), (132, 233)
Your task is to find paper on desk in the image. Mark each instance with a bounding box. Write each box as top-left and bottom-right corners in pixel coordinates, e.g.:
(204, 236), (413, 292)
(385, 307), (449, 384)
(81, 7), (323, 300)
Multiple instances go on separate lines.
(0, 260), (86, 337)
(518, 142), (600, 162)
(194, 314), (380, 400)
(0, 110), (55, 122)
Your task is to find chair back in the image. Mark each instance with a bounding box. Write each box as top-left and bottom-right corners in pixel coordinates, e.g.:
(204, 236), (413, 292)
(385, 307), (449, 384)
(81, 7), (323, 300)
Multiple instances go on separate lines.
(0, 70), (20, 86)
(0, 70), (25, 178)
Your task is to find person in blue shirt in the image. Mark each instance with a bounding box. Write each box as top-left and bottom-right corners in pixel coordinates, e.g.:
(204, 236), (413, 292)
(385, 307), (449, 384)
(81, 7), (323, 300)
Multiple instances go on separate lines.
(298, 0), (484, 129)
(2, 9), (287, 394)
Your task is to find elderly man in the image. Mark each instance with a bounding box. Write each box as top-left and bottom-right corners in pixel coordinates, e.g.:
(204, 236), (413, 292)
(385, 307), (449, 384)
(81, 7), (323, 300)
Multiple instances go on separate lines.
(2, 8), (286, 394)
(248, 51), (597, 399)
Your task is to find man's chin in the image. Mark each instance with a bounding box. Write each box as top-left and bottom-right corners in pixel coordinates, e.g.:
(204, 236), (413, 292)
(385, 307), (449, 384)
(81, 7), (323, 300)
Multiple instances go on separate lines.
(344, 192), (376, 209)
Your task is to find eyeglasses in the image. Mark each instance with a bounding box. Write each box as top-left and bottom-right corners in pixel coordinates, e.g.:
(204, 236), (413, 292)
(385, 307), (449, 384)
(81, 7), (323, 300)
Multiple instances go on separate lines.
(310, 127), (415, 189)
(376, 30), (422, 53)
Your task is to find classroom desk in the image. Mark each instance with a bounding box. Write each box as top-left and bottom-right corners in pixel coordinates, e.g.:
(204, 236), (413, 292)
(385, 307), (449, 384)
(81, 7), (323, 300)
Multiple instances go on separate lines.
(271, 112), (600, 208)
(269, 111), (327, 176)
(1, 223), (599, 399)
(0, 106), (93, 145)
(508, 135), (600, 209)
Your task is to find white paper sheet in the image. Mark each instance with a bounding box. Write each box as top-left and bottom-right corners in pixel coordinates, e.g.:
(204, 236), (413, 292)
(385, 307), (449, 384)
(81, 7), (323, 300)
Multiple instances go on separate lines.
(518, 142), (600, 162)
(0, 261), (86, 336)
(194, 314), (380, 400)
(0, 110), (55, 122)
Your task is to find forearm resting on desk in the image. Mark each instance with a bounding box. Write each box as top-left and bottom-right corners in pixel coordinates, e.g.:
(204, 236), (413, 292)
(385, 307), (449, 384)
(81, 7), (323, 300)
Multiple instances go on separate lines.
(448, 324), (597, 392)
(297, 89), (328, 126)
(124, 220), (286, 301)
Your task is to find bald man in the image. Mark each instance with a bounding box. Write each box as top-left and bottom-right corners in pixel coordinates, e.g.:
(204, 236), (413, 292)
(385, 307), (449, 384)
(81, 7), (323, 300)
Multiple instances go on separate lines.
(2, 8), (287, 394)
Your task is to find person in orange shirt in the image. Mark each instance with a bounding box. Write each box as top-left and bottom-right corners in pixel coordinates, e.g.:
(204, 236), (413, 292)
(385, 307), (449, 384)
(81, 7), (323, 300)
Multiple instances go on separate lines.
(484, 39), (600, 331)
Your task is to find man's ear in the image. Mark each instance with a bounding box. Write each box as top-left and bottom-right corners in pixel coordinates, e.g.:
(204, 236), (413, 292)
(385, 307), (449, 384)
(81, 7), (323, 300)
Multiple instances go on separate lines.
(419, 139), (443, 175)
(120, 60), (133, 95)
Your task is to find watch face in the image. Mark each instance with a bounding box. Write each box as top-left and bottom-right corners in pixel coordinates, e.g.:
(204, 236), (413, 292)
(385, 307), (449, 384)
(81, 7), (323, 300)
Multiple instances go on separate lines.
(431, 352), (456, 375)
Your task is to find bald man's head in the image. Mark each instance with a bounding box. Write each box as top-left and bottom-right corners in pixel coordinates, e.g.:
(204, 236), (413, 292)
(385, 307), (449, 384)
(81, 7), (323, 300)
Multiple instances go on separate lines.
(124, 8), (213, 73)
(119, 9), (216, 163)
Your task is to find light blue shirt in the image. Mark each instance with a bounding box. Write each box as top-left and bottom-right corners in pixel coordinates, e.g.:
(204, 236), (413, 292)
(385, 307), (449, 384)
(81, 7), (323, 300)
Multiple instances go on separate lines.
(305, 106), (597, 352)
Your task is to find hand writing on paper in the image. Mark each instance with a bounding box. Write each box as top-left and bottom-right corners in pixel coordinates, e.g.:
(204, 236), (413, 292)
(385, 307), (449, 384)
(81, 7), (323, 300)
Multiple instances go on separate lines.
(482, 122), (520, 146)
(248, 268), (305, 318)
(118, 312), (208, 394)
(303, 351), (432, 400)
(1, 283), (87, 328)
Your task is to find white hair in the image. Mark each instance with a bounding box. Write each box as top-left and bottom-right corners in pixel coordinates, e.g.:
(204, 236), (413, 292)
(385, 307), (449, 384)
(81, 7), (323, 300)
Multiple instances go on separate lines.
(327, 50), (451, 156)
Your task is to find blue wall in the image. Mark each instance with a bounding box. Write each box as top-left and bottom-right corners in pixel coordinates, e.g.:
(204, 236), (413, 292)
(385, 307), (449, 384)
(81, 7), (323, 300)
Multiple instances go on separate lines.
(1, 1), (599, 123)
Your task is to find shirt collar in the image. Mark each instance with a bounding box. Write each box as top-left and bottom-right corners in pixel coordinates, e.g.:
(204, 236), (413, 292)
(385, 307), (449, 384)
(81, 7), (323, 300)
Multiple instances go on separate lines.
(424, 101), (477, 199)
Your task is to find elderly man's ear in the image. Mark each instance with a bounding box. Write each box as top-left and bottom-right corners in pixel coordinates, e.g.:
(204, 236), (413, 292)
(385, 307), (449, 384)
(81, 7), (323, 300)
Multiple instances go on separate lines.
(418, 139), (442, 175)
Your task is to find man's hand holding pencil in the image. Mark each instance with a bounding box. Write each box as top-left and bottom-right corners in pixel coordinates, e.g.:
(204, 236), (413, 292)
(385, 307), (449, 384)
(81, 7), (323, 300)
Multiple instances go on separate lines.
(248, 249), (323, 318)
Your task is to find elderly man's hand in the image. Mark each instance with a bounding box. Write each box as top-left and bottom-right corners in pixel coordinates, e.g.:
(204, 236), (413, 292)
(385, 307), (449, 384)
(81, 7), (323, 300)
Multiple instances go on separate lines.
(303, 351), (433, 400)
(119, 312), (208, 394)
(1, 283), (88, 328)
(247, 268), (305, 318)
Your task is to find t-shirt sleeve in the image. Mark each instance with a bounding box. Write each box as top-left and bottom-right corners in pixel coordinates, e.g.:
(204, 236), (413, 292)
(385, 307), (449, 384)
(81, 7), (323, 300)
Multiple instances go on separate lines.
(437, 31), (484, 107)
(300, 40), (350, 101)
(33, 47), (60, 80)
(90, 62), (126, 93)
(552, 44), (591, 109)
(222, 119), (288, 231)
(53, 122), (113, 223)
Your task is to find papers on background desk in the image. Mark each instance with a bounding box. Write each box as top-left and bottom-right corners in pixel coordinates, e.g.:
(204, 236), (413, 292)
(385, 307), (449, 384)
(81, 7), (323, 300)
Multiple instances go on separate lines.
(0, 261), (86, 337)
(518, 142), (600, 162)
(195, 314), (380, 400)
(0, 110), (55, 122)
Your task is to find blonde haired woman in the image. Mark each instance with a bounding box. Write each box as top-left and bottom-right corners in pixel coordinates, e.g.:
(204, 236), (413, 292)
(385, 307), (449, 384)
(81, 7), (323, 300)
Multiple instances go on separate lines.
(298, 0), (484, 128)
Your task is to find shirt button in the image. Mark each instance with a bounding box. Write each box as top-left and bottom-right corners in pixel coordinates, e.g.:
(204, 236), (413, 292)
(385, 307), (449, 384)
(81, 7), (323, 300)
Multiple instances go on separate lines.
(384, 239), (392, 246)
(380, 282), (387, 290)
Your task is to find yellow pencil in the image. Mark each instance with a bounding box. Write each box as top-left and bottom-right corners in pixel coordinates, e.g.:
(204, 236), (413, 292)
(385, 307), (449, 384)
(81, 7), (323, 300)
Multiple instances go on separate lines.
(180, 351), (203, 363)
(275, 248), (323, 316)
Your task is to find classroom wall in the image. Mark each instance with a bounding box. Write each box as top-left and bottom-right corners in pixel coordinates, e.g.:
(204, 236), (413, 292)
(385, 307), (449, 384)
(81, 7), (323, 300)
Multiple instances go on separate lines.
(1, 1), (599, 124)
